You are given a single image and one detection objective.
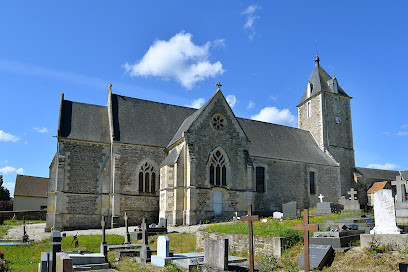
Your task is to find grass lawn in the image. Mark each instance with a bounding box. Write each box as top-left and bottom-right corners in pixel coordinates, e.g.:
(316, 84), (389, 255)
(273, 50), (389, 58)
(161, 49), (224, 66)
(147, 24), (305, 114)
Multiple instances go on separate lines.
(204, 210), (365, 238)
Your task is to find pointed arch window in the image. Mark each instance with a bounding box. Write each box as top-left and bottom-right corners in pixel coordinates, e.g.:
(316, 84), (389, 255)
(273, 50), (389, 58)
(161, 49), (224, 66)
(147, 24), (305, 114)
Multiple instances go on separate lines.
(209, 149), (227, 186)
(139, 161), (156, 193)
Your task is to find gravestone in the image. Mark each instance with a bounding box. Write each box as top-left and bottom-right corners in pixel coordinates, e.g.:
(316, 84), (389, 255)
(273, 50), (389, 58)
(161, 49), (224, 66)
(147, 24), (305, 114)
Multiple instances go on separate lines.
(297, 244), (334, 270)
(124, 212), (130, 244)
(204, 239), (228, 271)
(316, 202), (332, 215)
(100, 216), (108, 262)
(399, 263), (408, 272)
(342, 188), (362, 213)
(158, 217), (167, 229)
(51, 231), (62, 272)
(371, 189), (401, 234)
(392, 176), (407, 203)
(282, 201), (298, 219)
(273, 211), (283, 219)
(151, 236), (172, 267)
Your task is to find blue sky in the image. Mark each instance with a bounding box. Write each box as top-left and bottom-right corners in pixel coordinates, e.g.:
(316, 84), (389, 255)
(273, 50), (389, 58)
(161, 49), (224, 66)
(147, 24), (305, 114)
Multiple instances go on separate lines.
(0, 1), (407, 196)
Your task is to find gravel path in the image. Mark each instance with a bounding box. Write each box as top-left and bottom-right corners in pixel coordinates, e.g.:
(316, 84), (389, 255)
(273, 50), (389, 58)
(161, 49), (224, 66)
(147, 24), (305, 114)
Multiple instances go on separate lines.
(4, 223), (206, 241)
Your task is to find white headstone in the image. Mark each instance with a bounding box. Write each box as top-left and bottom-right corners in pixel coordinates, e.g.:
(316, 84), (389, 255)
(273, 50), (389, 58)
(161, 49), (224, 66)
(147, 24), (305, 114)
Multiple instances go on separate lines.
(157, 236), (170, 257)
(273, 212), (283, 219)
(318, 194), (324, 203)
(370, 189), (401, 234)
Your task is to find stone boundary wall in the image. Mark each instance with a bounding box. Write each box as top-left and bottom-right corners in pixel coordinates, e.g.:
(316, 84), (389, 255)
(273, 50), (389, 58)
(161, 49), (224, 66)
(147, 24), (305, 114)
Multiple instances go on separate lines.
(361, 234), (408, 251)
(196, 230), (286, 257)
(0, 210), (46, 223)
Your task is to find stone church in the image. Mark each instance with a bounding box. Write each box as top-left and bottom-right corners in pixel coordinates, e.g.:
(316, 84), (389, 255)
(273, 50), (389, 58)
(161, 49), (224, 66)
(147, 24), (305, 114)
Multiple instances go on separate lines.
(46, 56), (355, 231)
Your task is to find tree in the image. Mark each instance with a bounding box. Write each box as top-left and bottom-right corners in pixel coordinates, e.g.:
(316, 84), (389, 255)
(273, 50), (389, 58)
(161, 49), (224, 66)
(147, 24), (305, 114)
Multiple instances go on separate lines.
(0, 175), (11, 201)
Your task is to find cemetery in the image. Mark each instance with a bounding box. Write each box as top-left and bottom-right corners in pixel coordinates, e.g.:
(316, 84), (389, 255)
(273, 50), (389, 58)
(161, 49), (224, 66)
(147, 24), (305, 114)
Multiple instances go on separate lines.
(1, 187), (408, 271)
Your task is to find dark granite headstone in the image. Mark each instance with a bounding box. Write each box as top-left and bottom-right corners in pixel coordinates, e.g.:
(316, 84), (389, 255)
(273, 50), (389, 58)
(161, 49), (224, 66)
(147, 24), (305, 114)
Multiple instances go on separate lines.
(400, 263), (408, 272)
(297, 244), (334, 270)
(282, 201), (298, 219)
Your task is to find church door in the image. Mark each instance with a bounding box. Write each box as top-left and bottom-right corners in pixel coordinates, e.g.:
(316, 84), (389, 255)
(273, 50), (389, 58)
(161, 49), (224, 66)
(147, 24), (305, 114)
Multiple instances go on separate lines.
(213, 191), (223, 215)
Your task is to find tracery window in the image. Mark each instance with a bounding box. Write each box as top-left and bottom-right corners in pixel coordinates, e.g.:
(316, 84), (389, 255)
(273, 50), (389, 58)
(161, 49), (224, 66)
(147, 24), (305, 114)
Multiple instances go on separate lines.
(209, 149), (227, 186)
(139, 161), (156, 193)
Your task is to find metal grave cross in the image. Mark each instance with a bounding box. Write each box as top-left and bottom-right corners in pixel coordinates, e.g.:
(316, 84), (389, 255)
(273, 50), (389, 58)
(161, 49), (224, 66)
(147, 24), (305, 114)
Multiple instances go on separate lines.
(241, 204), (259, 272)
(294, 209), (319, 272)
(348, 188), (358, 201)
(392, 176), (407, 203)
(318, 194), (324, 203)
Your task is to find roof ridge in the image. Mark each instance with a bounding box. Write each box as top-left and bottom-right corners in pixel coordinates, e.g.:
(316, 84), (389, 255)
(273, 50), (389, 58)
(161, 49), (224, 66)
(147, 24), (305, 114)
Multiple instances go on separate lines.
(64, 99), (107, 108)
(17, 174), (49, 179)
(112, 93), (196, 110)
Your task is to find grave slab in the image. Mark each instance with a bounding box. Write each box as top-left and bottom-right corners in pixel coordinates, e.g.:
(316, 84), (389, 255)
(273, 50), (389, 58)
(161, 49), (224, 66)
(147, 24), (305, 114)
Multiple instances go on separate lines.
(297, 244), (334, 270)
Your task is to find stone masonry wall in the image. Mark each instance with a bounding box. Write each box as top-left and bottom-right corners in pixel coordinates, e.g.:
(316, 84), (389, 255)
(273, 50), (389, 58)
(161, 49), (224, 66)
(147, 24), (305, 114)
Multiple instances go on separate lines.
(298, 94), (323, 148)
(253, 157), (340, 214)
(196, 231), (287, 258)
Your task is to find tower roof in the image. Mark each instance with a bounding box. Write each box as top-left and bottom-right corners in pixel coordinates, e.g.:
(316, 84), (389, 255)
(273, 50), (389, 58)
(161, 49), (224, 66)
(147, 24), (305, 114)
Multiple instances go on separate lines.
(297, 56), (350, 106)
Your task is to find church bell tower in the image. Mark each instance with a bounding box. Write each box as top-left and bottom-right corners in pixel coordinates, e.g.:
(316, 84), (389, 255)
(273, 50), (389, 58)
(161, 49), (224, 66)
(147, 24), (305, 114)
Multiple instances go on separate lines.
(297, 55), (355, 195)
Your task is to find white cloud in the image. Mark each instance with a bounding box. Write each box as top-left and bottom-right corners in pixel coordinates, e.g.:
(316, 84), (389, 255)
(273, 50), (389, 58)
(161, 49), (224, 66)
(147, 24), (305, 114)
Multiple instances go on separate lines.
(396, 131), (408, 136)
(269, 95), (278, 101)
(186, 98), (205, 109)
(0, 130), (19, 142)
(123, 32), (225, 89)
(401, 124), (408, 129)
(213, 39), (226, 48)
(366, 163), (400, 171)
(226, 95), (237, 108)
(242, 5), (261, 40)
(251, 106), (297, 126)
(247, 100), (255, 110)
(34, 127), (48, 133)
(3, 182), (15, 195)
(0, 166), (24, 175)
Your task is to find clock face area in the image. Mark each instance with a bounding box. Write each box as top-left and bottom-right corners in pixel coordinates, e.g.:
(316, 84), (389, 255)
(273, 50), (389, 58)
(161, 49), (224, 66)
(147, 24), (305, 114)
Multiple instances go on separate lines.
(334, 115), (341, 124)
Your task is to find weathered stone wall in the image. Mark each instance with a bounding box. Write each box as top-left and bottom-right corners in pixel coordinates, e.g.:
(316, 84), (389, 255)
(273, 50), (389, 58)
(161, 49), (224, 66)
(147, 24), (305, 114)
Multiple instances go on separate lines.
(252, 157), (340, 214)
(182, 93), (252, 224)
(0, 210), (46, 223)
(298, 94), (323, 148)
(327, 147), (355, 196)
(196, 230), (287, 257)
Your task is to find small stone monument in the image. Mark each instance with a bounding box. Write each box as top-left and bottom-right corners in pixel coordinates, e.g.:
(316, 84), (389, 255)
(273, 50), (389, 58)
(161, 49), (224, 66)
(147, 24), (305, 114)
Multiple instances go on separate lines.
(100, 216), (108, 262)
(370, 189), (401, 234)
(392, 176), (407, 203)
(318, 194), (324, 203)
(342, 188), (362, 213)
(151, 236), (171, 267)
(124, 212), (131, 244)
(204, 239), (228, 271)
(282, 201), (299, 219)
(51, 231), (62, 272)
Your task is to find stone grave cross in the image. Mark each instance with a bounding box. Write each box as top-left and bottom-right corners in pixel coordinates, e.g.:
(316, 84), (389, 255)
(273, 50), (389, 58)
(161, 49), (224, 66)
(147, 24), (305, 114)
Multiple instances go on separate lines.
(294, 209), (319, 272)
(100, 216), (108, 262)
(392, 176), (407, 203)
(124, 212), (130, 244)
(318, 194), (324, 203)
(241, 204), (259, 272)
(348, 188), (357, 201)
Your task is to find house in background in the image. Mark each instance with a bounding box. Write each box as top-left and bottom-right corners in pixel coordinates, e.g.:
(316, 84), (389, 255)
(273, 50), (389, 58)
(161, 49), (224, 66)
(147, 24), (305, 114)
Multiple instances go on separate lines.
(13, 175), (48, 211)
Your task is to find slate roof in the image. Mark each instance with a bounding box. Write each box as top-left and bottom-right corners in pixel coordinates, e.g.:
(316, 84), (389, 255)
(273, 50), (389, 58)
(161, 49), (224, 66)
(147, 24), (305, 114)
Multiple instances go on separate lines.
(110, 94), (196, 146)
(298, 58), (350, 106)
(237, 118), (337, 166)
(354, 167), (400, 181)
(367, 181), (388, 194)
(59, 92), (337, 166)
(14, 175), (49, 198)
(59, 100), (110, 143)
(401, 170), (408, 180)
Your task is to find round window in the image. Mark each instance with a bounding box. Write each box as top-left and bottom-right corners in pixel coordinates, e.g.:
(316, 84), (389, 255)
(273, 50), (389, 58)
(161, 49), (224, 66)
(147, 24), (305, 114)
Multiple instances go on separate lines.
(211, 114), (225, 131)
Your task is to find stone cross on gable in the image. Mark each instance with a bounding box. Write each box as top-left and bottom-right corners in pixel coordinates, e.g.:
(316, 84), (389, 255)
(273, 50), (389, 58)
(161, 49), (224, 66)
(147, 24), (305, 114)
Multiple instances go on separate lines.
(392, 176), (407, 203)
(348, 188), (357, 201)
(318, 194), (324, 203)
(294, 209), (319, 272)
(241, 204), (259, 272)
